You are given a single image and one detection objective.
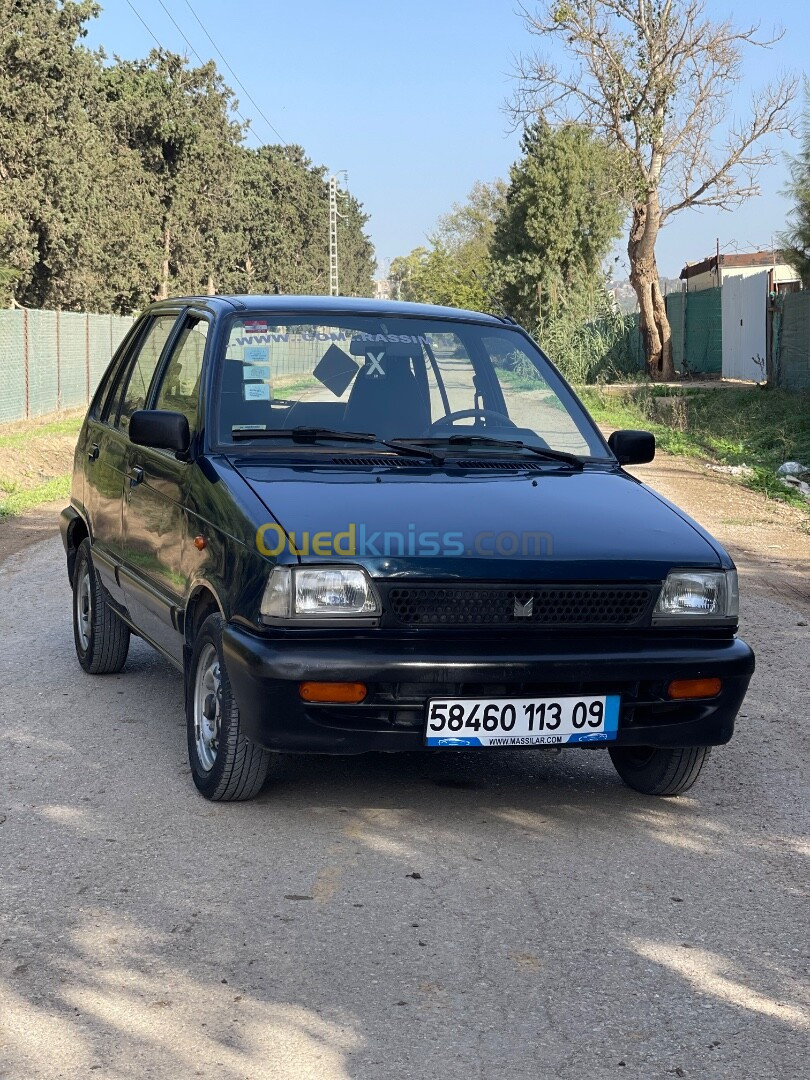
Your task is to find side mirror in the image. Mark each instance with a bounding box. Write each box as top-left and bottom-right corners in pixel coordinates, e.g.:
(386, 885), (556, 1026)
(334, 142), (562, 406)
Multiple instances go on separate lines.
(608, 429), (655, 466)
(130, 410), (190, 454)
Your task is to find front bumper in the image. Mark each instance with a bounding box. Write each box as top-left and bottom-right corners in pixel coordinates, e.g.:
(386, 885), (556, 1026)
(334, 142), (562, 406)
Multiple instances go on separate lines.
(222, 625), (755, 754)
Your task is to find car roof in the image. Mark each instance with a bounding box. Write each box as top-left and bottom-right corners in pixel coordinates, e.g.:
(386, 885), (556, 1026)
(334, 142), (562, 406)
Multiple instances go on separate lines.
(147, 293), (512, 327)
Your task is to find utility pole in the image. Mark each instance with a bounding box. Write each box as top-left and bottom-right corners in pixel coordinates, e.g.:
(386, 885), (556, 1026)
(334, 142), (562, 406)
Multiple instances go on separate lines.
(328, 175), (339, 296)
(328, 172), (348, 297)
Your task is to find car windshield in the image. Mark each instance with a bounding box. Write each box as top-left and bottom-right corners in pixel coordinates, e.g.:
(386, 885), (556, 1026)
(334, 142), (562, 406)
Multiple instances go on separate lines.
(215, 314), (609, 459)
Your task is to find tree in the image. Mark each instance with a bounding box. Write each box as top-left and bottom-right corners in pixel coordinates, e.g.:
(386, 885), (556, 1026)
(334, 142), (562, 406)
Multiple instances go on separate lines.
(102, 50), (245, 304)
(511, 1), (797, 378)
(388, 181), (506, 309)
(389, 248), (429, 302)
(218, 146), (373, 297)
(0, 0), (121, 309)
(0, 9), (376, 311)
(779, 90), (810, 286)
(490, 121), (625, 325)
(336, 189), (375, 297)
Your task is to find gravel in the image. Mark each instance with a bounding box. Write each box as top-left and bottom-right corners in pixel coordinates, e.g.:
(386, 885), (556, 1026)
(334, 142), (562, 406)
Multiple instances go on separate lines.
(0, 503), (807, 1078)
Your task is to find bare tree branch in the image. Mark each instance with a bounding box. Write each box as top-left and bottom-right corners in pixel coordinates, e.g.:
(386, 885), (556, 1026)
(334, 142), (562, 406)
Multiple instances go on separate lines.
(508, 0), (798, 377)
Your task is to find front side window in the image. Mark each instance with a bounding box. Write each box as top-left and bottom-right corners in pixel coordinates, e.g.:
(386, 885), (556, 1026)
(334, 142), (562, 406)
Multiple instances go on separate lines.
(154, 317), (209, 435)
(117, 315), (178, 432)
(215, 316), (607, 458)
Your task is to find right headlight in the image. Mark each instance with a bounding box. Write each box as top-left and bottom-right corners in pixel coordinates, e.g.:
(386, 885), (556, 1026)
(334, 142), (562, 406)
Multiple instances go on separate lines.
(653, 569), (738, 622)
(260, 565), (381, 621)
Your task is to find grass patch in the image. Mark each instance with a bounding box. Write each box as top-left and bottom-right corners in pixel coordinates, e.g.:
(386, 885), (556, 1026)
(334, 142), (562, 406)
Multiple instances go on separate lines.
(0, 415), (83, 448)
(0, 474), (70, 519)
(579, 385), (810, 514)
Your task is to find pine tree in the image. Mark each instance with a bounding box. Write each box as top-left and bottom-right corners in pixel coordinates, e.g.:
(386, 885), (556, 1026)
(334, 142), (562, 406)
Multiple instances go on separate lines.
(490, 121), (625, 327)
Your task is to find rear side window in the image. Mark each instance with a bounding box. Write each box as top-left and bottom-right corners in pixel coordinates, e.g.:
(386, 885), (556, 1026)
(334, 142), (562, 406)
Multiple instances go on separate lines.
(115, 315), (178, 433)
(154, 317), (209, 436)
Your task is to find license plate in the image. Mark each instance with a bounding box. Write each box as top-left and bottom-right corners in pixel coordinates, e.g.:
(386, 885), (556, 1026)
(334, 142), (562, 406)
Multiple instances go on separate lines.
(425, 695), (620, 747)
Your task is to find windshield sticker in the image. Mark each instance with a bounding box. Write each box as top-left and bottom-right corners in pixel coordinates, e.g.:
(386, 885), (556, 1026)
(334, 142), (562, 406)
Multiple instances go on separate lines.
(355, 333), (431, 345)
(365, 352), (385, 376)
(243, 345), (270, 362)
(242, 365), (270, 381)
(233, 424), (267, 431)
(243, 319), (268, 334)
(243, 383), (270, 401)
(313, 343), (359, 397)
(234, 330), (353, 346)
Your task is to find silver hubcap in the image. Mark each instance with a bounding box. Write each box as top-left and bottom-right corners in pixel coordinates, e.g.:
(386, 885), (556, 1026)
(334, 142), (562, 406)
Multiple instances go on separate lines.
(76, 567), (92, 651)
(194, 643), (221, 772)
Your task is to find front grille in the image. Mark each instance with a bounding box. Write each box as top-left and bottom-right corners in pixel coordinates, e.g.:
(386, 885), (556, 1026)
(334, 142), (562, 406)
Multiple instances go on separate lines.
(384, 583), (656, 629)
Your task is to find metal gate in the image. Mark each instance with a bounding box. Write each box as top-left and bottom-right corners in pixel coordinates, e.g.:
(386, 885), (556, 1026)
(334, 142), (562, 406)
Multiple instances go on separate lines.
(721, 271), (768, 381)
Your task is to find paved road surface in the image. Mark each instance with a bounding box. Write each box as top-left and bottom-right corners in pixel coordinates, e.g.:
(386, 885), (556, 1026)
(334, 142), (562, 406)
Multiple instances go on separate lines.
(1, 505), (808, 1077)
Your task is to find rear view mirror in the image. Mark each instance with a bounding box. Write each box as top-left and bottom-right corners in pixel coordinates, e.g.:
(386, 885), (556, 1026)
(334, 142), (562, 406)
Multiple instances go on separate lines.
(130, 410), (190, 454)
(608, 429), (655, 466)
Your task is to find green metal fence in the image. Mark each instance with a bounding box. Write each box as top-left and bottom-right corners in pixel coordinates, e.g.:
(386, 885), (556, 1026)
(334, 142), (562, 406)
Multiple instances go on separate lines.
(664, 287), (722, 375)
(774, 290), (810, 391)
(0, 308), (134, 424)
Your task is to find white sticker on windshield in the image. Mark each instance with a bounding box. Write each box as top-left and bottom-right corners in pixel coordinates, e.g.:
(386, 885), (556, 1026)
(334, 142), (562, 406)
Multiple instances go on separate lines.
(243, 383), (270, 401)
(244, 345), (270, 362)
(243, 365), (270, 381)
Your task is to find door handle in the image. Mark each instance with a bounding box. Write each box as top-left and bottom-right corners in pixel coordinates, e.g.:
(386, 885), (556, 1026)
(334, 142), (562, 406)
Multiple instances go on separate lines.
(128, 465), (144, 488)
(88, 443), (99, 462)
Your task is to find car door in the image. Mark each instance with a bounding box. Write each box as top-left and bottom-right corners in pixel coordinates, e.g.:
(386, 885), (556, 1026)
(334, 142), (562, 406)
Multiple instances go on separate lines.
(120, 313), (210, 664)
(83, 313), (179, 607)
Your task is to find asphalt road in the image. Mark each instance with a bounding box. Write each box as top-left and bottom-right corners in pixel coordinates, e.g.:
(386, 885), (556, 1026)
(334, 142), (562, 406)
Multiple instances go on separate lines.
(0, 536), (808, 1079)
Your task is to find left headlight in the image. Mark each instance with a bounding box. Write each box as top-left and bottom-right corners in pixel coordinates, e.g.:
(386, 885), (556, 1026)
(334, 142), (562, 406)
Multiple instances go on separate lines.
(260, 566), (381, 620)
(653, 569), (738, 622)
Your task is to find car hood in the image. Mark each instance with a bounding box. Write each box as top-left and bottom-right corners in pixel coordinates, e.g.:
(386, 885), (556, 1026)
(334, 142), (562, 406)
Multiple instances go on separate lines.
(231, 461), (725, 582)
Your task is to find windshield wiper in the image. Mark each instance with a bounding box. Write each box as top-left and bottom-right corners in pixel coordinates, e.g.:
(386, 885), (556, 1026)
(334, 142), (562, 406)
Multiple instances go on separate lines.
(231, 426), (377, 443)
(230, 426), (443, 462)
(405, 434), (584, 469)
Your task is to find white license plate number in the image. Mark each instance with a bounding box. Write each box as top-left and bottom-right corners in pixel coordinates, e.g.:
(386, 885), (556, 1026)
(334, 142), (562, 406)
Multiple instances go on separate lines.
(425, 695), (620, 747)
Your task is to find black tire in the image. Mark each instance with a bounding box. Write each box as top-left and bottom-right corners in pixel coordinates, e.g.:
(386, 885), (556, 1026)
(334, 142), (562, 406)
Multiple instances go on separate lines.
(608, 745), (711, 796)
(72, 538), (130, 674)
(186, 613), (270, 801)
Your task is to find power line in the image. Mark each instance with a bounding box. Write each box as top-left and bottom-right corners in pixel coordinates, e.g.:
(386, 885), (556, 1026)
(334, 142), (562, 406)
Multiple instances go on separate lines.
(180, 0), (288, 146)
(123, 0), (164, 50)
(134, 0), (258, 144)
(122, 0), (337, 292)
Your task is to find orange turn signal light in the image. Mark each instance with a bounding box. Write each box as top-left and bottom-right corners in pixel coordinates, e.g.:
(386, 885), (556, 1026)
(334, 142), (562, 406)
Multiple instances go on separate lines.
(667, 677), (722, 700)
(299, 681), (367, 704)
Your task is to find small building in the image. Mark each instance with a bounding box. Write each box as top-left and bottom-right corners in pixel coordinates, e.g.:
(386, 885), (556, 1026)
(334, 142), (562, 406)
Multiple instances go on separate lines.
(666, 251), (801, 381)
(373, 278), (391, 301)
(679, 250), (800, 294)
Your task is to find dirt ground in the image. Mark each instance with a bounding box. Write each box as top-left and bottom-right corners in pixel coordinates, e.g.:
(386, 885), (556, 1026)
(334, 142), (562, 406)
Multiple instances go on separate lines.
(624, 455), (810, 608)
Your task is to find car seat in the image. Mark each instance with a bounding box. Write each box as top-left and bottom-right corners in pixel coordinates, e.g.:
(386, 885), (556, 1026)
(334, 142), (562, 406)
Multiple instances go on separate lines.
(343, 352), (431, 439)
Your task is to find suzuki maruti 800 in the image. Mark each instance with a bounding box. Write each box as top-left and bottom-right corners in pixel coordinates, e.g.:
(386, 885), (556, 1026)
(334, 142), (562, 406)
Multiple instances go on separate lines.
(61, 296), (754, 800)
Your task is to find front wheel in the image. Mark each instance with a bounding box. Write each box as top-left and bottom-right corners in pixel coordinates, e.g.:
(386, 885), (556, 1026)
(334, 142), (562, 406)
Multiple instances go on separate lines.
(186, 614), (270, 801)
(608, 745), (711, 796)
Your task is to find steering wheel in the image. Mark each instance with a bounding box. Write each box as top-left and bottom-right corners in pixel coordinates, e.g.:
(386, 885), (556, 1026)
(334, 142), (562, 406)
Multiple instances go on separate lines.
(428, 408), (518, 434)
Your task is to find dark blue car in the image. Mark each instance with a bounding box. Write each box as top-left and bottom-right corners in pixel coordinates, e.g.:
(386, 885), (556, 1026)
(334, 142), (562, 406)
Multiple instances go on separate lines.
(61, 296), (754, 800)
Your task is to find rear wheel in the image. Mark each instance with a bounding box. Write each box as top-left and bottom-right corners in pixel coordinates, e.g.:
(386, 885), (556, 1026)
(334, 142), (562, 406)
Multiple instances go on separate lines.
(608, 744), (711, 796)
(186, 613), (270, 801)
(72, 538), (130, 674)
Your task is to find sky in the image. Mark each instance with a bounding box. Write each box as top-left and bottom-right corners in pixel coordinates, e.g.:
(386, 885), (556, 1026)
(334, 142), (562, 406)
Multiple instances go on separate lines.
(85, 1), (808, 280)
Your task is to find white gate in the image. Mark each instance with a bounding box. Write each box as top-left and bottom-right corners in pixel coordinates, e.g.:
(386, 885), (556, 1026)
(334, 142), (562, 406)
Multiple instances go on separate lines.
(721, 270), (768, 381)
